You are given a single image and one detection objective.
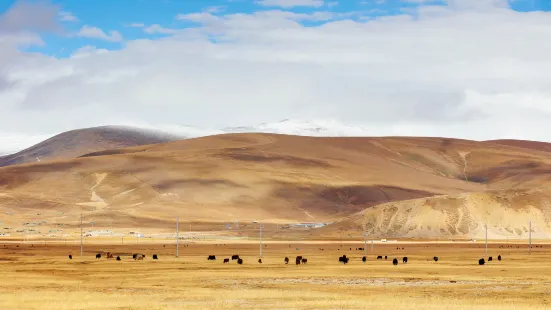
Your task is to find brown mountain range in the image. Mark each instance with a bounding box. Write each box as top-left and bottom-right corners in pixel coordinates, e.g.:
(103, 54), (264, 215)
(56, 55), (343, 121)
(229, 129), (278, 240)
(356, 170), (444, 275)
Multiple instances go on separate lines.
(1, 133), (550, 239)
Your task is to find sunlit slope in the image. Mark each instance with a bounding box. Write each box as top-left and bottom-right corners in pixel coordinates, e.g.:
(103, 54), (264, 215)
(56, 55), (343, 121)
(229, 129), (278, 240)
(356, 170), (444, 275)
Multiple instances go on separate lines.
(318, 188), (551, 239)
(1, 133), (551, 234)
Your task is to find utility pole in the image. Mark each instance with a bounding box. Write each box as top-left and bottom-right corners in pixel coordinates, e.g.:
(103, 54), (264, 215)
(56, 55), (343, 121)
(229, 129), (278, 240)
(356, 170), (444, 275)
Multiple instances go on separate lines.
(176, 216), (179, 258)
(80, 213), (83, 256)
(485, 223), (488, 255)
(529, 220), (532, 255)
(363, 222), (367, 256)
(371, 240), (374, 252)
(259, 224), (263, 258)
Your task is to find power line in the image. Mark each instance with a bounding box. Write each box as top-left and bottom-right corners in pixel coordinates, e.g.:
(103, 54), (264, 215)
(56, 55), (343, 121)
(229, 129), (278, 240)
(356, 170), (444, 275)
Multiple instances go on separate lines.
(485, 223), (488, 255)
(259, 224), (263, 258)
(529, 220), (532, 255)
(363, 221), (367, 257)
(80, 213), (83, 256)
(176, 216), (179, 258)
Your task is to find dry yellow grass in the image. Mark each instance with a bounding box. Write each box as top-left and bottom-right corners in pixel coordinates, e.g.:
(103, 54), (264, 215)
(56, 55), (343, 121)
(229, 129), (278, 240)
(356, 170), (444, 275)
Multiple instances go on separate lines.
(0, 241), (550, 309)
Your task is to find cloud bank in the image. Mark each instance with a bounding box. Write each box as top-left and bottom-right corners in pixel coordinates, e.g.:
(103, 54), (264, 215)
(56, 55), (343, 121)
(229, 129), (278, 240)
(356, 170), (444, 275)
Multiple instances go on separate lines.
(1, 0), (551, 153)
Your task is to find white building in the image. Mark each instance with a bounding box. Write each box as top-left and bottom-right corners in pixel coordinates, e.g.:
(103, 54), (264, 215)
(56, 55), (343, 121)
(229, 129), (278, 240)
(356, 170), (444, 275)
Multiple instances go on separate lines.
(293, 222), (327, 228)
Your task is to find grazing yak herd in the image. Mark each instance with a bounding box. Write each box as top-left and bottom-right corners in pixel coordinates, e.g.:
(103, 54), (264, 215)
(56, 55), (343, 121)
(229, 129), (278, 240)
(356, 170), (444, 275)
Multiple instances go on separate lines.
(70, 252), (159, 261)
(203, 251), (504, 266)
(67, 249), (503, 266)
(197, 253), (503, 266)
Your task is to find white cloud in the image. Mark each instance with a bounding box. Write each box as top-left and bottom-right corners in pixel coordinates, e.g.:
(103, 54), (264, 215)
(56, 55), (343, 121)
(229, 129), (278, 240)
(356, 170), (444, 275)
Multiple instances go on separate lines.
(127, 23), (145, 28)
(0, 0), (61, 33)
(59, 11), (78, 22)
(2, 1), (551, 152)
(256, 0), (325, 8)
(77, 25), (123, 42)
(70, 45), (109, 59)
(204, 6), (225, 13)
(402, 0), (439, 3)
(0, 132), (53, 154)
(144, 24), (180, 34)
(445, 0), (510, 10)
(176, 12), (220, 23)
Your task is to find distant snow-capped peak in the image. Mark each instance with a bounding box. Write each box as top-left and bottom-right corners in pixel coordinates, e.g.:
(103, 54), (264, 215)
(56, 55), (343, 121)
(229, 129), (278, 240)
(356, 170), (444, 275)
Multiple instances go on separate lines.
(99, 125), (186, 139)
(136, 119), (373, 139)
(1, 119), (374, 155)
(112, 123), (223, 139)
(222, 119), (372, 137)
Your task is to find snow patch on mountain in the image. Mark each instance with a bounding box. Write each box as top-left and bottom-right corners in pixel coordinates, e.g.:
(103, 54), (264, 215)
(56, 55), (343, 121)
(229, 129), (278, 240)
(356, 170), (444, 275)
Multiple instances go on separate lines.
(132, 124), (224, 138)
(0, 119), (374, 155)
(222, 119), (373, 137)
(101, 125), (185, 140)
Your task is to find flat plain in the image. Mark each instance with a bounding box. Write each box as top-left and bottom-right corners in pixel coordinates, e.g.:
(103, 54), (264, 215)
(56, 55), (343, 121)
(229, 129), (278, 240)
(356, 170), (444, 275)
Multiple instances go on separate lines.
(0, 240), (549, 310)
(3, 133), (551, 309)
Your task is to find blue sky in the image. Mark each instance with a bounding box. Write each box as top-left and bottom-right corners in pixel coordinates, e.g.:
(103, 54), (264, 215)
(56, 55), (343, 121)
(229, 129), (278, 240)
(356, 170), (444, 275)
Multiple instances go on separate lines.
(2, 0), (549, 58)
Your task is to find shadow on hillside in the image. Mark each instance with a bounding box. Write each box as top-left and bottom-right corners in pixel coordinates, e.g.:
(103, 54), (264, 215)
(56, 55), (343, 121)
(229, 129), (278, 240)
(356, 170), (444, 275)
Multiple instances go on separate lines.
(270, 182), (436, 216)
(216, 152), (332, 168)
(153, 179), (246, 191)
(0, 161), (82, 189)
(469, 160), (551, 184)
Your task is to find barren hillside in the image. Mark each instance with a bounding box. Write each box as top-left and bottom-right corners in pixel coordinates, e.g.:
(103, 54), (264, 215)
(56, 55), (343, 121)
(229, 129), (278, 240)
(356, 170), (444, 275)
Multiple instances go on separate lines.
(0, 126), (183, 167)
(1, 133), (551, 238)
(318, 189), (551, 240)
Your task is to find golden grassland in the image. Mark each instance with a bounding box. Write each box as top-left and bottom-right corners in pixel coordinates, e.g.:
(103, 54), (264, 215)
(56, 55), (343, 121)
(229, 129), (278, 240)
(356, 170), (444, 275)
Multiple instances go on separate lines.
(0, 241), (550, 310)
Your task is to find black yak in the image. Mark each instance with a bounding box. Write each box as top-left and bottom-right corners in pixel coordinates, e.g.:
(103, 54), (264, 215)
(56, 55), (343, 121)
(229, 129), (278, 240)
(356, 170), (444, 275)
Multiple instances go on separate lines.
(339, 255), (349, 264)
